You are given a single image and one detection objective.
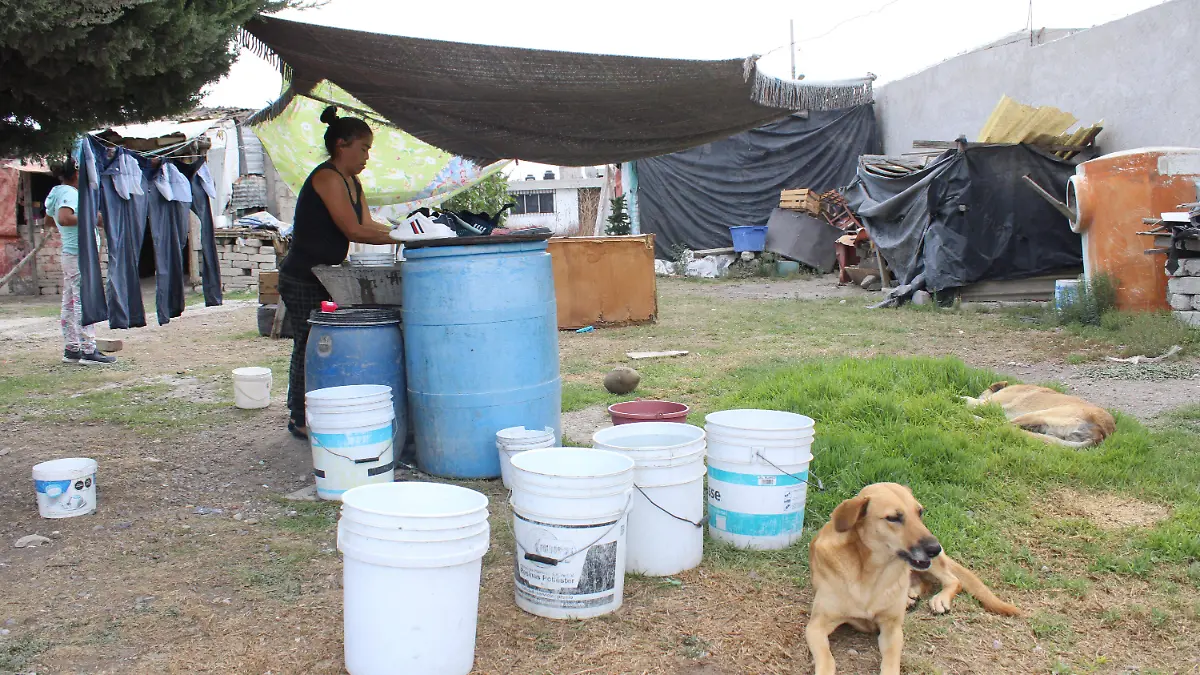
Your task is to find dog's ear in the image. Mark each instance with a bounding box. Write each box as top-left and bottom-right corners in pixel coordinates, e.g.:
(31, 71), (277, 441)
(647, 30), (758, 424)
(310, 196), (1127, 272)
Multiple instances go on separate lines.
(986, 381), (1009, 393)
(832, 496), (870, 533)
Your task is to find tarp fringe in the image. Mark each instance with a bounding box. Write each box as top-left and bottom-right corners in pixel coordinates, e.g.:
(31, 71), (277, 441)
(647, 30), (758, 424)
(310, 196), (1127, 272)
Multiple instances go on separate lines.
(237, 27), (291, 80)
(244, 84), (297, 126)
(744, 59), (875, 111)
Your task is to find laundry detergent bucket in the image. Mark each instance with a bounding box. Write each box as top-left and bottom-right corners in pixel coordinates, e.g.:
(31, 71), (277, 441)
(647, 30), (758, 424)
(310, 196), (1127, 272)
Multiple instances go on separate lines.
(232, 367), (272, 410)
(338, 482), (490, 675)
(592, 422), (707, 576)
(608, 400), (690, 425)
(496, 426), (556, 489)
(33, 457), (98, 518)
(509, 448), (635, 619)
(307, 386), (397, 501)
(704, 410), (815, 551)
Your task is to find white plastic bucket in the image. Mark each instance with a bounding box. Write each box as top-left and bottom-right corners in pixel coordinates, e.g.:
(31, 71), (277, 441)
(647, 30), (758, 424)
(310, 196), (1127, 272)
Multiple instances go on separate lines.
(705, 410), (815, 551)
(32, 457), (98, 518)
(307, 386), (397, 501)
(338, 482), (490, 675)
(232, 367), (272, 409)
(496, 426), (556, 489)
(509, 448), (635, 620)
(592, 422), (707, 577)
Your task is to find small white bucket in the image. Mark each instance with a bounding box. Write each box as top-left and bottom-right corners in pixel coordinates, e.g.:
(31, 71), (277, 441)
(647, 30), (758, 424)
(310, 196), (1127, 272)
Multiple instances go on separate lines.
(339, 482), (490, 675)
(509, 448), (635, 620)
(33, 457), (98, 518)
(705, 409), (816, 551)
(307, 386), (397, 501)
(496, 426), (556, 488)
(232, 367), (272, 410)
(592, 422), (707, 577)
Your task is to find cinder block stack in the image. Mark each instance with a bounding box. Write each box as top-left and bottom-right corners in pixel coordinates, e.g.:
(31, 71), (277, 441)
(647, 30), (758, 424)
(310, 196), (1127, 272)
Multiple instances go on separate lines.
(1167, 258), (1200, 327)
(215, 235), (279, 292)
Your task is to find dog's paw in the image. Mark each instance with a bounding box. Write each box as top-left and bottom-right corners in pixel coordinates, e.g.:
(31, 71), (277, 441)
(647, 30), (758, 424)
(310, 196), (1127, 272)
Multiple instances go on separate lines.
(907, 588), (921, 610)
(929, 593), (953, 615)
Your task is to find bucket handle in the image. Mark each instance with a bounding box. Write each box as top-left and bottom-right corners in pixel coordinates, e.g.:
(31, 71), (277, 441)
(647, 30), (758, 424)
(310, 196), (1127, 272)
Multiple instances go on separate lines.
(513, 492), (634, 567)
(754, 451), (824, 491)
(233, 381), (272, 404)
(309, 419), (402, 465)
(633, 484), (703, 528)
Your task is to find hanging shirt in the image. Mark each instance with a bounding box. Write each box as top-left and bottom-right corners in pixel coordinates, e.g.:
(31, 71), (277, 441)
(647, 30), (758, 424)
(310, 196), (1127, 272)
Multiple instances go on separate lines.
(45, 184), (80, 255)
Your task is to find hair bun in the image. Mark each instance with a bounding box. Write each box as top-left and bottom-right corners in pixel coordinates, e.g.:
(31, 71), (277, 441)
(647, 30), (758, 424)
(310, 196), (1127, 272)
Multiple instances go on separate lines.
(319, 106), (339, 125)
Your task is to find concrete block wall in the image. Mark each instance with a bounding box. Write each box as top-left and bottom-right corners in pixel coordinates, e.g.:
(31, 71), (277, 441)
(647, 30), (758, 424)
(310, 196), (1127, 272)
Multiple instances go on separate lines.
(1168, 258), (1200, 327)
(215, 234), (278, 293)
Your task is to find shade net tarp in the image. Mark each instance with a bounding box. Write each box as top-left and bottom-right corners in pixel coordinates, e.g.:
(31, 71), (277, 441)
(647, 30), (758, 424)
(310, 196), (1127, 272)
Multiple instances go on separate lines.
(634, 105), (879, 258)
(250, 80), (508, 216)
(844, 144), (1083, 293)
(240, 16), (874, 165)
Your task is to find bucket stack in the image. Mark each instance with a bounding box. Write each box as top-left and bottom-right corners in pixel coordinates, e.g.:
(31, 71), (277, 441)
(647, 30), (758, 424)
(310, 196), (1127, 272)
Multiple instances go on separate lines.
(306, 384), (397, 501)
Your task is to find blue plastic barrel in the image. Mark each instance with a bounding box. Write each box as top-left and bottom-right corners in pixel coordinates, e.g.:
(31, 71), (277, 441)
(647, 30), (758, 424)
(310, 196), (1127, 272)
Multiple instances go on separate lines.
(730, 225), (768, 253)
(305, 309), (407, 450)
(402, 240), (562, 479)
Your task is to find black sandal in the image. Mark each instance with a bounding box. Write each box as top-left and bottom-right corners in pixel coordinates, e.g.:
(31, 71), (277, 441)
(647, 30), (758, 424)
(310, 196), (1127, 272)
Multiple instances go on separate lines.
(288, 420), (308, 440)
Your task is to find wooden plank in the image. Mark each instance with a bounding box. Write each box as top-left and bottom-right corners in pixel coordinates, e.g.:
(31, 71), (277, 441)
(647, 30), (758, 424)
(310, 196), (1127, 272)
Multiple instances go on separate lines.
(626, 350), (689, 360)
(915, 140), (1091, 153)
(270, 300), (287, 339)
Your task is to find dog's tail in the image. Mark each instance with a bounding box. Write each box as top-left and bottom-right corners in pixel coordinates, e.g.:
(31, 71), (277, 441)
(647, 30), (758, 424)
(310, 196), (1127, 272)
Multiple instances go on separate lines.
(945, 556), (1021, 616)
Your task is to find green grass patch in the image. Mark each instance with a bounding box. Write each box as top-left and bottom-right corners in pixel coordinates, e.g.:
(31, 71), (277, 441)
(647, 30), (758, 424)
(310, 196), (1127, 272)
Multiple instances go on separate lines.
(701, 356), (1200, 583)
(272, 500), (340, 535)
(0, 635), (51, 673)
(1003, 304), (1197, 359)
(561, 381), (622, 413)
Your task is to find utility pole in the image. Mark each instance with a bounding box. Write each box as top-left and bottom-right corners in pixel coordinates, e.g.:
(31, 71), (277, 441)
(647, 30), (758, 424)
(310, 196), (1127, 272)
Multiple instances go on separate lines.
(789, 19), (796, 80)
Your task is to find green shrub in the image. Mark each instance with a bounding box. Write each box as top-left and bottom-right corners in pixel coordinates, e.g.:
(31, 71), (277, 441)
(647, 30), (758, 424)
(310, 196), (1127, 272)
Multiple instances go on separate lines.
(1057, 273), (1118, 326)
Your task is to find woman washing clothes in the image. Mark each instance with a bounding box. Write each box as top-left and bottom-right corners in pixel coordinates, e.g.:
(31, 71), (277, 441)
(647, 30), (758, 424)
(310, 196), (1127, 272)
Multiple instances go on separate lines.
(278, 107), (396, 440)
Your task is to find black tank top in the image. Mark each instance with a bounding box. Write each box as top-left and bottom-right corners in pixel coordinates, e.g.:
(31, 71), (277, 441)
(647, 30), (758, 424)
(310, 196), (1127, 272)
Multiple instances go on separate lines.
(281, 162), (363, 283)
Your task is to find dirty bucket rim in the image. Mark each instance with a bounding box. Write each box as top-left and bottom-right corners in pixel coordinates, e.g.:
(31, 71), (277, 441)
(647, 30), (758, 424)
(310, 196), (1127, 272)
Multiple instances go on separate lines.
(497, 426), (556, 443)
(607, 400), (690, 420)
(32, 457), (98, 479)
(232, 366), (272, 378)
(592, 422), (705, 452)
(341, 482), (490, 520)
(306, 384), (393, 402)
(705, 409), (815, 432)
(510, 447), (635, 480)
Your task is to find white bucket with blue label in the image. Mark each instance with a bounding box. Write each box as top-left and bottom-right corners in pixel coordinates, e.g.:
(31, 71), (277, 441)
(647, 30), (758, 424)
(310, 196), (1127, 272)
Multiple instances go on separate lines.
(307, 385), (397, 501)
(705, 410), (815, 551)
(33, 457), (98, 519)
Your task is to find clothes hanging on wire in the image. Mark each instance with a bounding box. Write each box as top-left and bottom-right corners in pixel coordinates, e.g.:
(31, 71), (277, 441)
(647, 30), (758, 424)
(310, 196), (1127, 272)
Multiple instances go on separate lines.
(76, 138), (107, 327)
(145, 160), (190, 325)
(175, 158), (223, 307)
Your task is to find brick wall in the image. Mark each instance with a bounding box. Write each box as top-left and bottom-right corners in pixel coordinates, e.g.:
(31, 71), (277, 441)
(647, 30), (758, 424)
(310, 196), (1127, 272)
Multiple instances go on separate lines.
(215, 234), (279, 293)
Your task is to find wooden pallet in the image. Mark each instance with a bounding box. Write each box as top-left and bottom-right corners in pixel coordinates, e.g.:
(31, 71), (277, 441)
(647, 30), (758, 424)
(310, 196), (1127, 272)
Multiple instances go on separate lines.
(779, 188), (822, 215)
(259, 270), (279, 305)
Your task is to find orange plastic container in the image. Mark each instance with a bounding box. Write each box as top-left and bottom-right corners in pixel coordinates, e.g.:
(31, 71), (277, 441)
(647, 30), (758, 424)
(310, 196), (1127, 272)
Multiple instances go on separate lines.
(1067, 148), (1200, 311)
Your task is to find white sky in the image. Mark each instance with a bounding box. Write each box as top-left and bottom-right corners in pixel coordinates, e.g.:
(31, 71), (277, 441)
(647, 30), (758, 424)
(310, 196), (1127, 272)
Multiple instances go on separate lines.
(203, 0), (1168, 174)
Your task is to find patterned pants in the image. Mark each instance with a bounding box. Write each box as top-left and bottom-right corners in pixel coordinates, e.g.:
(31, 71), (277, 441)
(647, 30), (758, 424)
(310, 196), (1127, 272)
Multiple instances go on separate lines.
(61, 253), (97, 353)
(278, 272), (331, 426)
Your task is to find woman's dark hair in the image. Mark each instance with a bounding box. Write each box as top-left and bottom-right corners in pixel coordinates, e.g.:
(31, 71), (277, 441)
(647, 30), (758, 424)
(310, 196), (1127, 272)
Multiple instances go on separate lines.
(320, 106), (372, 156)
(49, 158), (78, 182)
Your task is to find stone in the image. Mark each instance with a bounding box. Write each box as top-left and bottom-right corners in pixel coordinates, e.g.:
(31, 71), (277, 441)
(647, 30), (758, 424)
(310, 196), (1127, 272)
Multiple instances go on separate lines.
(233, 513), (244, 521)
(284, 485), (318, 502)
(1167, 277), (1200, 295)
(252, 253), (276, 263)
(245, 518), (259, 525)
(860, 274), (878, 289)
(228, 252), (250, 261)
(242, 238), (262, 249)
(603, 367), (640, 395)
(912, 290), (933, 306)
(14, 534), (51, 548)
(1170, 293), (1194, 311)
(1180, 258), (1200, 276)
(739, 251), (756, 262)
(1173, 311), (1200, 328)
(112, 521), (133, 530)
(1193, 296), (1200, 312)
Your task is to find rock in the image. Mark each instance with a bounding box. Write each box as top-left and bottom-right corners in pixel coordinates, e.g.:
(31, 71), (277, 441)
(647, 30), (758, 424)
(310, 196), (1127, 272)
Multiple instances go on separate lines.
(95, 337), (123, 352)
(0, 448), (9, 457)
(847, 649), (859, 657)
(193, 507), (222, 516)
(739, 251), (756, 262)
(912, 290), (933, 306)
(0, 629), (8, 636)
(112, 521), (133, 530)
(603, 367), (641, 395)
(93, 525), (105, 531)
(1168, 277), (1200, 295)
(992, 640), (1002, 650)
(233, 513), (244, 522)
(48, 531), (61, 540)
(195, 466), (209, 475)
(860, 274), (879, 289)
(284, 485), (318, 502)
(134, 595), (155, 610)
(14, 534), (51, 548)
(1171, 294), (1195, 310)
(1174, 311), (1200, 328)
(245, 518), (259, 525)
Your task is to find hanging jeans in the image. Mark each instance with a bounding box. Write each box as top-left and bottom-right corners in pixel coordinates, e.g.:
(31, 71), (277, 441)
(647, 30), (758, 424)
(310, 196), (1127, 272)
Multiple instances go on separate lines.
(145, 170), (190, 325)
(60, 253), (97, 354)
(97, 171), (148, 329)
(278, 272), (331, 426)
(77, 138), (107, 327)
(175, 158), (222, 307)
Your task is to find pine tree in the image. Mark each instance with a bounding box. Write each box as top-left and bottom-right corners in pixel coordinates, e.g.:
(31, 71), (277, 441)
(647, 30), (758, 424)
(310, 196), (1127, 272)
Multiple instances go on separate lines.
(606, 194), (632, 236)
(0, 1), (295, 157)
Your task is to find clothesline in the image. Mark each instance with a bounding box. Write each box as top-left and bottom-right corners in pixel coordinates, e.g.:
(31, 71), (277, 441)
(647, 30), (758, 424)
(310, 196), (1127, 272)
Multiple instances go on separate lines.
(88, 117), (235, 160)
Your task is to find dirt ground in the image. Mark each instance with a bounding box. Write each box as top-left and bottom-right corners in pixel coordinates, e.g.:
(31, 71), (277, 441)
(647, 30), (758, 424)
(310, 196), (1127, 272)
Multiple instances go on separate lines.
(1, 279), (1198, 674)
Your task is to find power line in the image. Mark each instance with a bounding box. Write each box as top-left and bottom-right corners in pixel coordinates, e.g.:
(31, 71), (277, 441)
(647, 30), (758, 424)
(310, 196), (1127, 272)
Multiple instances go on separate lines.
(802, 0), (907, 42)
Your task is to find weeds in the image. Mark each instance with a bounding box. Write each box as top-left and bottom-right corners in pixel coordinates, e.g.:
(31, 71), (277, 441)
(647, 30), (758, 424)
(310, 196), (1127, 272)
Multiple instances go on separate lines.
(1057, 273), (1118, 326)
(0, 635), (51, 672)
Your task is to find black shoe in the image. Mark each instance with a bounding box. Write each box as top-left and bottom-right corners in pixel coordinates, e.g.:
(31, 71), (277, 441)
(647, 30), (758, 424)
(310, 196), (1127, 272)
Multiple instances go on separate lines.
(79, 350), (116, 366)
(288, 420), (308, 440)
(62, 348), (82, 364)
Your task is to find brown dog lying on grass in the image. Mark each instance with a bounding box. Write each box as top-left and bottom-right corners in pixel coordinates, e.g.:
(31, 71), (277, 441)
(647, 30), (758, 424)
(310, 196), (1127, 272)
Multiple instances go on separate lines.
(806, 483), (1019, 675)
(963, 382), (1116, 448)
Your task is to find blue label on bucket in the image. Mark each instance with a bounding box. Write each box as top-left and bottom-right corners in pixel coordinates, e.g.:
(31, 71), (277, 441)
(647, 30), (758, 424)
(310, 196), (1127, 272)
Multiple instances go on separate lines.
(35, 479), (72, 495)
(310, 425), (392, 449)
(708, 505), (805, 538)
(706, 465), (808, 487)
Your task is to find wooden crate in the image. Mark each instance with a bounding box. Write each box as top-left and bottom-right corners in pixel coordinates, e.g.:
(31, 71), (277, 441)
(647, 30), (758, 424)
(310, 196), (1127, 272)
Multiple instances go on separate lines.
(258, 271), (279, 305)
(779, 189), (822, 215)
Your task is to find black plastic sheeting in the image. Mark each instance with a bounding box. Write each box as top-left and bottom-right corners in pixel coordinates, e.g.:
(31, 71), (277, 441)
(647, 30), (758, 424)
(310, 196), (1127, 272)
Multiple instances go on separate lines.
(844, 144), (1083, 293)
(636, 105), (879, 259)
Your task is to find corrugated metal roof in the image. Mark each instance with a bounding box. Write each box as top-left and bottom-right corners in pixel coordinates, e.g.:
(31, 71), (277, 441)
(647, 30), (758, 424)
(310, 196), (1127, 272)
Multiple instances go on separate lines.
(239, 126), (265, 176)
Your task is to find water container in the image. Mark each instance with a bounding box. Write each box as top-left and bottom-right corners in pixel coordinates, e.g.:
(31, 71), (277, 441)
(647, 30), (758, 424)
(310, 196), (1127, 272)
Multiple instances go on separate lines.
(338, 482), (490, 675)
(32, 457), (98, 519)
(592, 423), (707, 576)
(305, 308), (407, 452)
(403, 240), (562, 479)
(496, 426), (556, 489)
(306, 385), (397, 500)
(232, 366), (272, 409)
(509, 448), (633, 620)
(705, 409), (815, 551)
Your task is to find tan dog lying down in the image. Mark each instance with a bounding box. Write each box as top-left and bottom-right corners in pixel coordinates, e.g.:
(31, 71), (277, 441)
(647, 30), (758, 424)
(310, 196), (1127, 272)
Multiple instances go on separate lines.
(807, 483), (1019, 675)
(963, 382), (1116, 448)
